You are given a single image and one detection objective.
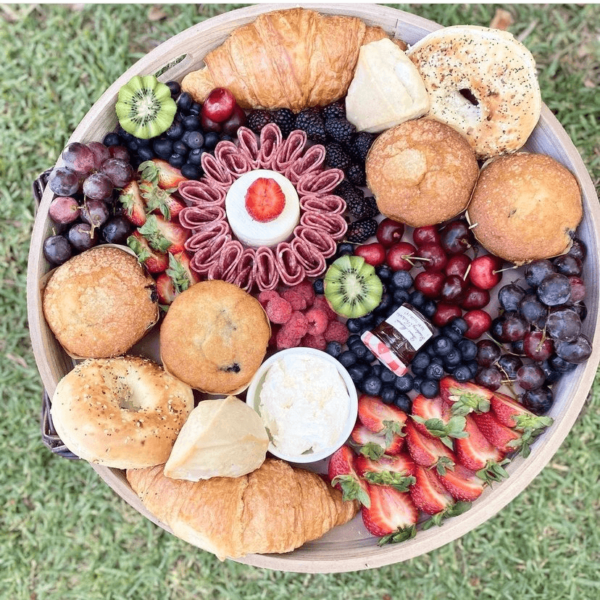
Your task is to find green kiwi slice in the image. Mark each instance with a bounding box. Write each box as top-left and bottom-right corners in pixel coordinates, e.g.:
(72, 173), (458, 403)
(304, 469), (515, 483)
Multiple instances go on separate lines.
(115, 75), (177, 139)
(324, 255), (383, 318)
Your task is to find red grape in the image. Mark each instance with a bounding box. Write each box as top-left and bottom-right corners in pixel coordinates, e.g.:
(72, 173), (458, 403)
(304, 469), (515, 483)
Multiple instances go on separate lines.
(414, 271), (445, 298)
(62, 142), (95, 175)
(108, 145), (130, 162)
(80, 200), (110, 229)
(413, 225), (440, 247)
(517, 364), (546, 390)
(201, 88), (236, 123)
(377, 219), (404, 248)
(523, 331), (554, 361)
(461, 287), (490, 310)
(83, 172), (114, 201)
(87, 141), (111, 169)
(568, 276), (586, 302)
(463, 310), (492, 339)
(500, 314), (528, 342)
(49, 167), (81, 196)
(100, 158), (133, 188)
(49, 196), (80, 225)
(68, 222), (98, 251)
(476, 367), (503, 391)
(386, 242), (417, 271)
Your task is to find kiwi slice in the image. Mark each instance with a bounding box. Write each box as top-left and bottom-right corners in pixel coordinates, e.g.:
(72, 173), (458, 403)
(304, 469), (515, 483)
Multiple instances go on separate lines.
(324, 255), (383, 318)
(115, 75), (177, 139)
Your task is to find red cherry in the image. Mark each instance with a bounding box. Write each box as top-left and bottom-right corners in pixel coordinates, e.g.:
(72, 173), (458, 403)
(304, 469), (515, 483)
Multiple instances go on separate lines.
(376, 219), (405, 248)
(221, 104), (247, 136)
(200, 112), (222, 133)
(354, 242), (386, 267)
(461, 286), (490, 310)
(386, 242), (417, 271)
(201, 88), (236, 123)
(418, 243), (448, 272)
(445, 254), (471, 279)
(433, 303), (463, 327)
(523, 331), (554, 361)
(413, 225), (440, 247)
(568, 276), (586, 302)
(469, 255), (503, 290)
(414, 271), (445, 298)
(439, 275), (467, 305)
(439, 220), (473, 255)
(463, 310), (492, 339)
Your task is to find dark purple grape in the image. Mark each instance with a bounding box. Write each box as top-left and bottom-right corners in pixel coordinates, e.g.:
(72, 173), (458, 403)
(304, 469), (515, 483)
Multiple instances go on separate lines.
(100, 158), (133, 188)
(501, 314), (528, 342)
(476, 339), (501, 367)
(497, 354), (523, 380)
(49, 166), (81, 196)
(523, 331), (554, 361)
(80, 200), (109, 229)
(553, 254), (582, 277)
(101, 216), (133, 244)
(511, 339), (525, 355)
(62, 142), (95, 175)
(498, 283), (526, 313)
(48, 196), (80, 225)
(109, 145), (130, 163)
(546, 308), (581, 342)
(567, 239), (586, 262)
(439, 220), (473, 255)
(555, 335), (592, 364)
(571, 302), (588, 322)
(549, 354), (577, 373)
(476, 366), (503, 390)
(525, 260), (555, 288)
(43, 235), (72, 265)
(522, 387), (554, 415)
(83, 172), (114, 201)
(537, 274), (571, 306)
(490, 317), (505, 341)
(67, 222), (98, 251)
(540, 359), (562, 385)
(519, 293), (547, 325)
(516, 364), (546, 390)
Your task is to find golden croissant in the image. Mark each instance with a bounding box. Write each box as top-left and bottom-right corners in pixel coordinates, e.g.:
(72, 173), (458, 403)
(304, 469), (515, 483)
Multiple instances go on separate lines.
(182, 8), (407, 112)
(127, 459), (359, 560)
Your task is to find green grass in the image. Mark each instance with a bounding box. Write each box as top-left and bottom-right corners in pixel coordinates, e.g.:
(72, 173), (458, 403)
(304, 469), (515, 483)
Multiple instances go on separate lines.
(1, 4), (599, 599)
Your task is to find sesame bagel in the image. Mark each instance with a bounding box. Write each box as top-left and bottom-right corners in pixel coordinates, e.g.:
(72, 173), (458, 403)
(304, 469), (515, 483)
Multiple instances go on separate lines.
(51, 356), (194, 469)
(407, 26), (541, 159)
(467, 153), (582, 264)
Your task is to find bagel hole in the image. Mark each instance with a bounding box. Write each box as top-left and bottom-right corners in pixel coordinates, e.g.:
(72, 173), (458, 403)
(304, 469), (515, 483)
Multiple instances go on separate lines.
(459, 89), (479, 106)
(118, 383), (145, 412)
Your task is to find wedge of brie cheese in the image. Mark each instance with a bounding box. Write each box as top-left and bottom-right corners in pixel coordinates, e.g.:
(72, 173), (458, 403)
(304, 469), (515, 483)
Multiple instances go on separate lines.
(346, 38), (430, 134)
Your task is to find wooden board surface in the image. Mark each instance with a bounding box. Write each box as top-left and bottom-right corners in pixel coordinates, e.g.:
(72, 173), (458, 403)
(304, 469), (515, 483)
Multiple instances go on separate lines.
(27, 3), (600, 573)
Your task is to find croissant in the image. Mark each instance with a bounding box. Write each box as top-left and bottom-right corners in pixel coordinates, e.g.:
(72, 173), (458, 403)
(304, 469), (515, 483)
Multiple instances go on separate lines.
(182, 8), (407, 112)
(127, 459), (359, 560)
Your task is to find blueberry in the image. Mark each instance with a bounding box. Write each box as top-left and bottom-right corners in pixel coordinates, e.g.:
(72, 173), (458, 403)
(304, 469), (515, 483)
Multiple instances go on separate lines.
(441, 326), (462, 344)
(412, 377), (424, 393)
(445, 365), (458, 374)
(313, 279), (325, 294)
(336, 242), (354, 257)
(391, 271), (413, 290)
(432, 336), (454, 356)
(187, 148), (205, 166)
(177, 92), (193, 112)
(393, 289), (410, 304)
(353, 344), (369, 360)
(153, 138), (173, 159)
(363, 376), (382, 396)
(421, 379), (440, 399)
(370, 364), (383, 378)
(395, 374), (414, 393)
(378, 386), (396, 405)
(376, 264), (393, 282)
(166, 80), (181, 97)
(426, 363), (445, 380)
(457, 339), (477, 361)
(347, 334), (361, 346)
(135, 138), (150, 147)
(117, 128), (134, 143)
(421, 300), (437, 319)
(380, 369), (396, 384)
(138, 146), (155, 162)
(347, 318), (362, 334)
(173, 140), (188, 156)
(454, 365), (472, 382)
(444, 349), (462, 368)
(338, 351), (357, 368)
(425, 344), (437, 358)
(168, 153), (186, 168)
(412, 352), (430, 372)
(376, 293), (393, 315)
(182, 115), (201, 131)
(181, 130), (193, 146)
(394, 393), (412, 413)
(204, 131), (220, 150)
(347, 363), (369, 384)
(522, 387), (554, 415)
(186, 131), (204, 150)
(409, 290), (426, 308)
(220, 134), (234, 143)
(103, 133), (121, 147)
(374, 314), (386, 327)
(165, 121), (185, 140)
(449, 317), (468, 335)
(326, 341), (342, 358)
(466, 361), (479, 378)
(180, 163), (201, 180)
(126, 140), (139, 152)
(389, 302), (402, 315)
(430, 357), (444, 367)
(189, 102), (202, 115)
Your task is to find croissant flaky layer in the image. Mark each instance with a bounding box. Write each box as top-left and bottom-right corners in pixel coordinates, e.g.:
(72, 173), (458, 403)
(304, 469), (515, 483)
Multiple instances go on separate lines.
(181, 8), (406, 112)
(127, 459), (359, 560)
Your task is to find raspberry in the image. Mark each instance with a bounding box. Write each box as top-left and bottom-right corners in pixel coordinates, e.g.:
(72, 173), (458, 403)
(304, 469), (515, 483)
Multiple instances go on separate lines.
(324, 320), (350, 344)
(257, 290), (280, 307)
(304, 308), (329, 336)
(281, 289), (307, 311)
(268, 325), (280, 347)
(312, 296), (338, 321)
(265, 297), (292, 324)
(280, 311), (309, 339)
(301, 333), (327, 351)
(289, 280), (315, 307)
(276, 328), (302, 350)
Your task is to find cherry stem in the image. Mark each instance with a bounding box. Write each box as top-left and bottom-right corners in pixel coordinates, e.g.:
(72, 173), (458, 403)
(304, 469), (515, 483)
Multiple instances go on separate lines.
(493, 266), (518, 274)
(468, 222), (478, 230)
(463, 263), (472, 281)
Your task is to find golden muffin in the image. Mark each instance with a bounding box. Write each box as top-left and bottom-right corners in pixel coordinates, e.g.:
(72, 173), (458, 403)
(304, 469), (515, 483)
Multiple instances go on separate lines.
(467, 153), (582, 264)
(160, 280), (270, 394)
(43, 246), (158, 358)
(366, 119), (479, 227)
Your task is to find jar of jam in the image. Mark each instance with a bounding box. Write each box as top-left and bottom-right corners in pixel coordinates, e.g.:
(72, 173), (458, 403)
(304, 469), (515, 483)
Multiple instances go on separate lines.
(361, 303), (434, 376)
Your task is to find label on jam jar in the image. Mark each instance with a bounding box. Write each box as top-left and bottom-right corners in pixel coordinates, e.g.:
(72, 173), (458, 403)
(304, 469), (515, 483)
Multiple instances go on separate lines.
(385, 305), (432, 351)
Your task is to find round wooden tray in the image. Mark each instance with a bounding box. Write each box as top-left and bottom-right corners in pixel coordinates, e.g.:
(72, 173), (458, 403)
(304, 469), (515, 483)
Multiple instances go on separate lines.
(27, 3), (600, 573)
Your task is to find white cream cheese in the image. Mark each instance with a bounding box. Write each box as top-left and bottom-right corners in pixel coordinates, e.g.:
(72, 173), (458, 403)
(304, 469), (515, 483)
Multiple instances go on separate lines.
(258, 354), (350, 457)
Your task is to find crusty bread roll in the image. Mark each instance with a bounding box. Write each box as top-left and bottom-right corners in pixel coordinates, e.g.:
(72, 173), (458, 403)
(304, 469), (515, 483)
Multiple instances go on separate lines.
(467, 153), (582, 264)
(43, 246), (158, 358)
(51, 356), (194, 469)
(181, 8), (407, 112)
(127, 459), (359, 560)
(164, 396), (269, 481)
(366, 119), (479, 227)
(160, 280), (270, 394)
(408, 26), (541, 159)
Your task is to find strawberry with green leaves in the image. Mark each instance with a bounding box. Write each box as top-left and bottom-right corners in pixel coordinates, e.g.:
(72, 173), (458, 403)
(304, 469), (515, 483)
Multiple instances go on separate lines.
(440, 376), (493, 416)
(119, 181), (146, 227)
(328, 445), (370, 508)
(404, 421), (456, 476)
(356, 454), (416, 493)
(411, 395), (451, 439)
(351, 423), (404, 459)
(362, 484), (418, 541)
(156, 252), (199, 307)
(139, 180), (185, 221)
(491, 392), (553, 431)
(139, 159), (187, 190)
(138, 214), (189, 254)
(438, 464), (485, 502)
(410, 464), (454, 515)
(358, 394), (407, 447)
(127, 231), (168, 274)
(421, 500), (472, 530)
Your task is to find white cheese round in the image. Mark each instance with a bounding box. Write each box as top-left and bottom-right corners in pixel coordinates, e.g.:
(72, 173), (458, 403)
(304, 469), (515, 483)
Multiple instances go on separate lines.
(225, 169), (300, 248)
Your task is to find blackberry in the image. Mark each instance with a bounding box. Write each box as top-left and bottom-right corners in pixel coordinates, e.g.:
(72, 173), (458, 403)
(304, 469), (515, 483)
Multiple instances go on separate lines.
(335, 180), (363, 205)
(346, 218), (378, 243)
(347, 196), (378, 220)
(325, 117), (356, 144)
(247, 110), (273, 134)
(272, 108), (295, 138)
(346, 163), (366, 186)
(325, 142), (351, 171)
(295, 109), (327, 143)
(321, 99), (346, 120)
(351, 131), (376, 163)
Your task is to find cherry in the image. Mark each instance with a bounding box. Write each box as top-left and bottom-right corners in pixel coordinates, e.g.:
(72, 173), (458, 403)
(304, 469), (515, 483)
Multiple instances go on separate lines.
(445, 254), (471, 279)
(461, 286), (490, 310)
(201, 88), (236, 123)
(523, 331), (554, 361)
(568, 276), (586, 302)
(413, 225), (440, 247)
(440, 275), (467, 305)
(354, 242), (386, 267)
(376, 219), (405, 248)
(386, 242), (417, 271)
(414, 271), (445, 298)
(469, 255), (503, 290)
(439, 220), (473, 255)
(418, 243), (448, 272)
(433, 303), (463, 327)
(463, 310), (492, 340)
(221, 104), (247, 136)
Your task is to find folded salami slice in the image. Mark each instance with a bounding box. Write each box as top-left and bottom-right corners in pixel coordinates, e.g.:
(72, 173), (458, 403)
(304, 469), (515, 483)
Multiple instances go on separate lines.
(300, 194), (346, 215)
(273, 130), (307, 173)
(285, 144), (325, 184)
(294, 226), (337, 258)
(189, 233), (231, 275)
(290, 237), (327, 278)
(184, 223), (231, 253)
(258, 123), (283, 169)
(178, 205), (226, 231)
(236, 127), (260, 169)
(201, 152), (235, 188)
(255, 246), (279, 291)
(300, 211), (348, 241)
(233, 248), (257, 292)
(215, 141), (252, 178)
(275, 242), (306, 287)
(178, 180), (226, 207)
(296, 168), (344, 197)
(207, 240), (244, 283)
